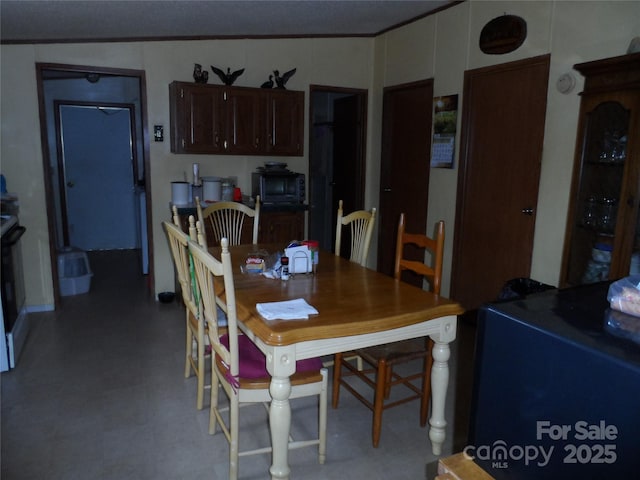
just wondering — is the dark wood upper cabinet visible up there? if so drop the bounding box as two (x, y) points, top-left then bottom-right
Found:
(266, 89), (305, 155)
(560, 53), (640, 287)
(226, 87), (263, 154)
(170, 82), (225, 153)
(169, 81), (304, 156)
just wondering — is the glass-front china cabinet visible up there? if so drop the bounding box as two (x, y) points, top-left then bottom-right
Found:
(561, 53), (640, 287)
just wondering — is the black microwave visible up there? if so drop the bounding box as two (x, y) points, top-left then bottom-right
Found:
(251, 171), (305, 204)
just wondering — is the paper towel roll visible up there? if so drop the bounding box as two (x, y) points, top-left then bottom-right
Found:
(171, 181), (190, 205)
(192, 163), (200, 185)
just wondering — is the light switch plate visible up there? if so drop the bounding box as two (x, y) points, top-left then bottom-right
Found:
(154, 125), (163, 142)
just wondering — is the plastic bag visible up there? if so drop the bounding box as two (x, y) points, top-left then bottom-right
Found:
(604, 308), (640, 345)
(607, 275), (640, 317)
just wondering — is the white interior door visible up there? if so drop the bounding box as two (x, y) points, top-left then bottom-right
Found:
(60, 105), (138, 251)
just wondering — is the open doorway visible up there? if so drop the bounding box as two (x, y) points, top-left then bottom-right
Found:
(308, 86), (367, 254)
(36, 63), (152, 307)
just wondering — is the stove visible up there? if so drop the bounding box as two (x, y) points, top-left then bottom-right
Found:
(0, 214), (18, 237)
(1, 213), (26, 370)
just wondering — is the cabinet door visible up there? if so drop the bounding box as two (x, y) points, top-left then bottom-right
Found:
(170, 82), (224, 153)
(225, 88), (263, 154)
(266, 90), (304, 156)
(260, 211), (304, 244)
(561, 68), (640, 287)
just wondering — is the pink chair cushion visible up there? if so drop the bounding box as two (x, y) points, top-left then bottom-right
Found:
(220, 334), (322, 379)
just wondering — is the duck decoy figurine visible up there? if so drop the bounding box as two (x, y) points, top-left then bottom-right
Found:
(273, 68), (296, 89)
(260, 75), (274, 89)
(193, 63), (209, 84)
(211, 66), (245, 86)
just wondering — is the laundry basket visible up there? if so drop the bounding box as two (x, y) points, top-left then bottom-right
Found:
(58, 247), (93, 296)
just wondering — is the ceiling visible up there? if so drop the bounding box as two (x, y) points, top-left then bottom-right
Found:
(1, 0), (455, 44)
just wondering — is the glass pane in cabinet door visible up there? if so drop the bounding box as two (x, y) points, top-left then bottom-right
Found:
(565, 101), (630, 285)
(632, 206), (640, 276)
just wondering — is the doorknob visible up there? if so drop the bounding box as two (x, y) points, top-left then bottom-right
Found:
(383, 188), (392, 192)
(522, 207), (534, 215)
(67, 181), (75, 188)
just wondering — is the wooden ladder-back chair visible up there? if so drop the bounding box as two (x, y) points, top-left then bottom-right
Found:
(188, 238), (328, 480)
(195, 195), (260, 249)
(334, 199), (377, 267)
(332, 213), (445, 447)
(163, 216), (208, 410)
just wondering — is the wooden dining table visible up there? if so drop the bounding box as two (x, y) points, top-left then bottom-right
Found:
(210, 243), (464, 480)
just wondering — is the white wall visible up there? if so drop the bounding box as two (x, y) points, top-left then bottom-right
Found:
(1, 37), (375, 306)
(375, 0), (640, 295)
(2, 1), (639, 307)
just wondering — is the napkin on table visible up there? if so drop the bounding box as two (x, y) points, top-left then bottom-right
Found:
(256, 298), (318, 320)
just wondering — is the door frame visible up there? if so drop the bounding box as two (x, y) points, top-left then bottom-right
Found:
(36, 63), (153, 307)
(308, 85), (368, 251)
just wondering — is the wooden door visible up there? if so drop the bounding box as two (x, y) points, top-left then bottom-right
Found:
(58, 104), (137, 251)
(450, 55), (550, 310)
(377, 80), (433, 281)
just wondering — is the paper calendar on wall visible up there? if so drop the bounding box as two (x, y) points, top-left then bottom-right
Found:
(431, 95), (458, 168)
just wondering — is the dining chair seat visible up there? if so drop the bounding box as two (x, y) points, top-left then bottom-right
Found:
(219, 334), (323, 381)
(357, 338), (427, 363)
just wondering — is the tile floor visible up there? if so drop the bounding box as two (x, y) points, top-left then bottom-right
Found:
(1, 249), (476, 480)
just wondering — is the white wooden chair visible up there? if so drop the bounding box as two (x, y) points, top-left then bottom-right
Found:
(327, 200), (377, 370)
(188, 237), (327, 480)
(334, 199), (376, 267)
(195, 195), (260, 249)
(163, 215), (208, 410)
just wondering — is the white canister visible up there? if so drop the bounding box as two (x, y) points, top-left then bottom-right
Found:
(171, 181), (190, 205)
(221, 181), (233, 201)
(202, 177), (221, 202)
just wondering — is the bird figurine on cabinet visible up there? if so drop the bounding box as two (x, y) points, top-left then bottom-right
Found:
(211, 66), (245, 86)
(193, 63), (209, 84)
(273, 68), (296, 89)
(261, 75), (274, 89)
